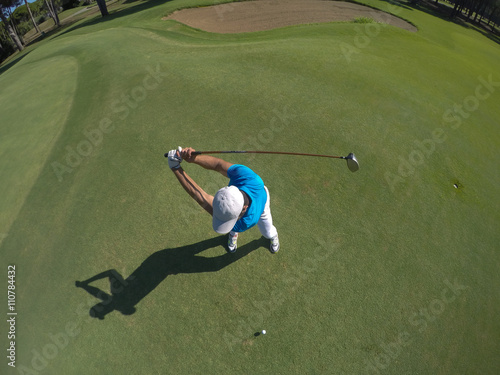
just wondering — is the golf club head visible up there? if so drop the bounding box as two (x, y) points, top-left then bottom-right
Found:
(345, 153), (359, 172)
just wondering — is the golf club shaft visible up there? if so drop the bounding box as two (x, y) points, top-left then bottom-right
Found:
(193, 150), (345, 159)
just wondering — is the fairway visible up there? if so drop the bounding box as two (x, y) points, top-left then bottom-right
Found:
(1, 0), (499, 374)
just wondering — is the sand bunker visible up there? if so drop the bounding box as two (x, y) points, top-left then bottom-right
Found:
(164, 0), (417, 33)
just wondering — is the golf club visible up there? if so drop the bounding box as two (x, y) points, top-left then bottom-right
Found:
(164, 150), (359, 172)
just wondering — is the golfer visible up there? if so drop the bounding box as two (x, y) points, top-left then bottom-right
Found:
(167, 147), (279, 253)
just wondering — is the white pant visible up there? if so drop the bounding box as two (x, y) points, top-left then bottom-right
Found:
(231, 186), (278, 239)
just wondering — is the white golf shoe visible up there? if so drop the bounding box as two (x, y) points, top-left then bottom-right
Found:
(270, 234), (280, 254)
(228, 232), (238, 253)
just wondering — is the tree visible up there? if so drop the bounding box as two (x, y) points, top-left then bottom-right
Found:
(0, 22), (15, 62)
(95, 0), (109, 17)
(24, 0), (41, 34)
(451, 0), (466, 18)
(5, 0), (24, 43)
(45, 0), (60, 26)
(487, 0), (500, 30)
(0, 0), (24, 51)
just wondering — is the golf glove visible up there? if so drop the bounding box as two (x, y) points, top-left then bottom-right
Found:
(167, 146), (183, 169)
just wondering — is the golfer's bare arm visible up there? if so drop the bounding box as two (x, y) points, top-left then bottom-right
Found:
(172, 148), (233, 215)
(181, 148), (233, 177)
(172, 168), (214, 215)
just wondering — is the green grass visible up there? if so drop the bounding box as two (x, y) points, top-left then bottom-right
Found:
(1, 0), (499, 374)
(354, 16), (375, 23)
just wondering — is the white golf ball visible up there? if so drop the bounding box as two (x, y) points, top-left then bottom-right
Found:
(261, 330), (266, 335)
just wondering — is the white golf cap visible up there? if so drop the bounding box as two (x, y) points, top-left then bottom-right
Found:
(212, 186), (244, 234)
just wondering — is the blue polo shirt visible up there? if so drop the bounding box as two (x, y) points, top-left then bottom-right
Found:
(227, 164), (267, 233)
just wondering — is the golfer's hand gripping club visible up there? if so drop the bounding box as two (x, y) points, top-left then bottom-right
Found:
(167, 146), (183, 169)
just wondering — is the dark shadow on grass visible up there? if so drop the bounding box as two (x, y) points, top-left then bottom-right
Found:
(75, 235), (266, 319)
(380, 0), (500, 44)
(0, 51), (32, 76)
(53, 0), (174, 41)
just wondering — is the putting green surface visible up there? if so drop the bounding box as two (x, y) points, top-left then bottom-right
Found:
(1, 0), (499, 374)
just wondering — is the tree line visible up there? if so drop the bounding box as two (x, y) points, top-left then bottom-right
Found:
(448, 0), (500, 25)
(1, 0), (500, 65)
(0, 0), (109, 64)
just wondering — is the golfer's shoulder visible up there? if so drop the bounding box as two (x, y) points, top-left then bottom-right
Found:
(228, 164), (260, 178)
(228, 164), (247, 174)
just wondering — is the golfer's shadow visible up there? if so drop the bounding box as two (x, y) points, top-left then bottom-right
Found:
(75, 236), (265, 320)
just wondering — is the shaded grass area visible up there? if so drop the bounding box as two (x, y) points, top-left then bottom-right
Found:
(374, 0), (500, 43)
(413, 0), (500, 44)
(0, 55), (78, 242)
(0, 0), (499, 374)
